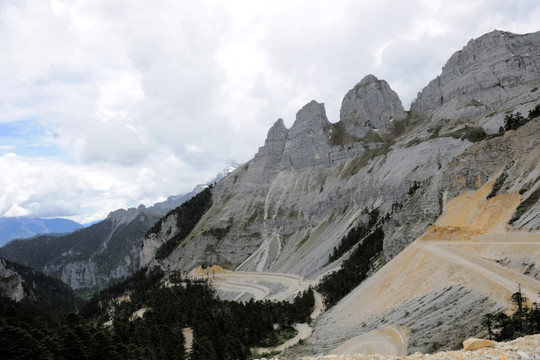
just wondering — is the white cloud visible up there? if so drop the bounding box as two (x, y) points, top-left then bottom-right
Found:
(0, 0), (539, 221)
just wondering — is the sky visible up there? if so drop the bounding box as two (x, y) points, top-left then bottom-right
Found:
(0, 0), (539, 223)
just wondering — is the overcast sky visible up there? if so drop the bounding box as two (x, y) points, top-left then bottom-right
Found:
(0, 0), (539, 223)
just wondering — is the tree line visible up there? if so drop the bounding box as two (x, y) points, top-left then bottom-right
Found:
(318, 225), (384, 308)
(484, 285), (540, 341)
(499, 104), (540, 133)
(149, 186), (213, 260)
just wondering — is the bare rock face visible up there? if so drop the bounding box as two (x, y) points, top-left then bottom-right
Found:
(282, 100), (333, 170)
(257, 118), (289, 158)
(252, 118), (289, 179)
(0, 258), (24, 301)
(340, 74), (406, 137)
(148, 30), (540, 285)
(410, 30), (540, 128)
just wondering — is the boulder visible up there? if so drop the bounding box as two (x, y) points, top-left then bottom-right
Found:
(463, 337), (495, 351)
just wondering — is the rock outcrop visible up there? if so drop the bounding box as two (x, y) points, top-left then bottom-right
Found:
(410, 30), (540, 131)
(281, 100), (333, 170)
(0, 257), (83, 312)
(252, 118), (289, 180)
(0, 257), (24, 301)
(462, 338), (495, 351)
(340, 74), (406, 137)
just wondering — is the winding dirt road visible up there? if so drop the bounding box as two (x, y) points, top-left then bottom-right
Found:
(210, 270), (307, 301)
(415, 236), (540, 304)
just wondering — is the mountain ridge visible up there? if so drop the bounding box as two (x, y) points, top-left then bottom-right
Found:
(0, 165), (237, 294)
(142, 31), (540, 275)
(134, 29), (540, 355)
(0, 217), (83, 246)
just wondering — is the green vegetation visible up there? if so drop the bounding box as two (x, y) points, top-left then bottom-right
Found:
(428, 125), (443, 139)
(530, 104), (540, 119)
(510, 186), (540, 224)
(2, 258), (85, 314)
(483, 286), (540, 341)
(0, 295), (125, 360)
(0, 210), (163, 295)
(447, 125), (487, 143)
(257, 325), (297, 347)
(486, 172), (508, 199)
(318, 226), (384, 308)
(327, 209), (379, 263)
(83, 267), (314, 359)
(1, 265), (315, 360)
(343, 143), (392, 178)
(499, 104), (540, 133)
(203, 224), (232, 240)
(153, 187), (213, 260)
(361, 129), (385, 143)
(330, 122), (361, 146)
(408, 180), (421, 196)
(519, 176), (540, 195)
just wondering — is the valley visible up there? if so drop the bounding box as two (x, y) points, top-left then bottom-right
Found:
(1, 29), (539, 359)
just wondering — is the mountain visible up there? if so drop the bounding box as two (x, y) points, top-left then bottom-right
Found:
(136, 30), (540, 355)
(0, 217), (83, 246)
(142, 30), (540, 273)
(0, 257), (84, 313)
(1, 30), (538, 357)
(0, 165), (238, 297)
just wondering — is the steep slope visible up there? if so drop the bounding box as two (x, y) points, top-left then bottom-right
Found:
(145, 30), (540, 280)
(296, 158), (539, 356)
(0, 207), (163, 295)
(0, 183), (213, 294)
(0, 257), (84, 313)
(0, 164), (238, 295)
(0, 217), (83, 246)
(410, 30), (540, 132)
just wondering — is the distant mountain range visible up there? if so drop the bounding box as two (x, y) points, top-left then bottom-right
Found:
(0, 217), (84, 246)
(0, 164), (239, 296)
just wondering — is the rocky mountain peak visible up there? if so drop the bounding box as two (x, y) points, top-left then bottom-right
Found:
(292, 100), (331, 129)
(269, 117), (288, 135)
(258, 118), (288, 155)
(410, 30), (540, 127)
(281, 100), (333, 170)
(250, 118), (290, 178)
(340, 74), (406, 138)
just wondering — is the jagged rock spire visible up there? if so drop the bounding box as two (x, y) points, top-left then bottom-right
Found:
(281, 100), (333, 170)
(340, 74), (406, 138)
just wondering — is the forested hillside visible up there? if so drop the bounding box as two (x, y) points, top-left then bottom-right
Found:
(1, 266), (315, 360)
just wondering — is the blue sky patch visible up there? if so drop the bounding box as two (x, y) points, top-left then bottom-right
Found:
(0, 119), (64, 158)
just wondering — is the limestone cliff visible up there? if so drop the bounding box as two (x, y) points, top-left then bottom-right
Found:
(410, 30), (540, 131)
(0, 257), (24, 301)
(146, 30), (540, 279)
(340, 74), (406, 138)
(0, 257), (83, 312)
